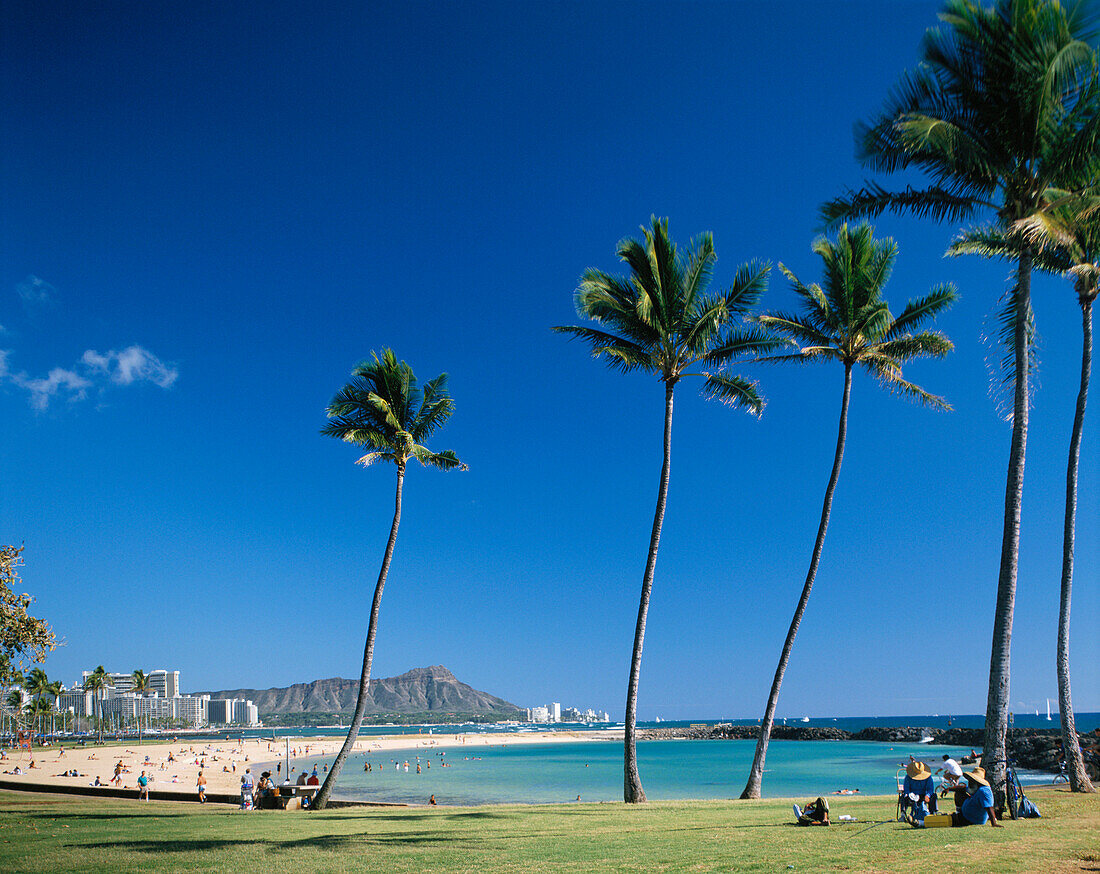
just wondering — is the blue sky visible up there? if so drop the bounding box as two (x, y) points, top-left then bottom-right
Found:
(2, 0), (1096, 720)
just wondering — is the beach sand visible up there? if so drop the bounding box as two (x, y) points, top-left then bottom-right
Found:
(0, 730), (615, 799)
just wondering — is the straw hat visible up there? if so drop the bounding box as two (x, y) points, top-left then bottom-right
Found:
(963, 767), (989, 787)
(906, 761), (932, 780)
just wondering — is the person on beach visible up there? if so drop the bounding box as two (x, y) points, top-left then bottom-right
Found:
(112, 762), (123, 785)
(242, 768), (255, 809)
(950, 768), (1001, 828)
(429, 794), (437, 805)
(138, 771), (149, 801)
(307, 770), (319, 786)
(296, 769), (308, 786)
(793, 797), (830, 826)
(197, 771), (207, 803)
(937, 754), (963, 793)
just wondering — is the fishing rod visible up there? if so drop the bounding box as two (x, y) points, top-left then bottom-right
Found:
(846, 819), (895, 838)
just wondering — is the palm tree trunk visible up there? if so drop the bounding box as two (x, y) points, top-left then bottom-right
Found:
(623, 381), (676, 804)
(311, 463), (405, 811)
(984, 253), (1032, 805)
(742, 363), (852, 799)
(1057, 294), (1094, 793)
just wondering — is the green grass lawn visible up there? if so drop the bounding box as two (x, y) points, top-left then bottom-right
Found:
(0, 785), (1096, 873)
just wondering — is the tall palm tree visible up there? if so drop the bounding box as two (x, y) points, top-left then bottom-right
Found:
(132, 669), (149, 743)
(822, 0), (1099, 799)
(739, 224), (956, 799)
(84, 666), (112, 743)
(555, 216), (779, 802)
(311, 350), (466, 811)
(951, 201), (1098, 793)
(23, 668), (49, 736)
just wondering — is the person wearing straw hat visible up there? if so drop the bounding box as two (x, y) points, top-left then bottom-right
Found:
(951, 768), (1002, 828)
(900, 758), (938, 824)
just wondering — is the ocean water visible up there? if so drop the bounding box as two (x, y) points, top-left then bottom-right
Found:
(297, 738), (1056, 806)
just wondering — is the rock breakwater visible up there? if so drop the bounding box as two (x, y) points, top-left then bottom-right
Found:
(636, 724), (1100, 780)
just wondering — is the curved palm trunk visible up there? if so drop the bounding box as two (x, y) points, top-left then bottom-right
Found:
(1058, 294), (1094, 793)
(311, 464), (405, 811)
(742, 363), (852, 799)
(983, 254), (1032, 804)
(623, 381), (675, 803)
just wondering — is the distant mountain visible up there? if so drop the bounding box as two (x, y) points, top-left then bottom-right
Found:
(199, 665), (524, 717)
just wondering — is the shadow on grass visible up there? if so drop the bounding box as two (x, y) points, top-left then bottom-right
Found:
(80, 830), (489, 855)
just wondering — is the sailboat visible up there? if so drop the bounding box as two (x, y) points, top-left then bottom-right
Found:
(1046, 699), (1052, 721)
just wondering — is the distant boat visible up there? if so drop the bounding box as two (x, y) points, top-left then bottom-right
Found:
(655, 717), (662, 723)
(919, 735), (934, 744)
(1046, 699), (1052, 721)
(801, 717), (810, 723)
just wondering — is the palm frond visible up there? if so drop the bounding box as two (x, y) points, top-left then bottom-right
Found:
(411, 445), (467, 471)
(820, 183), (985, 228)
(551, 325), (655, 374)
(981, 287), (1039, 421)
(700, 372), (765, 416)
(883, 284), (959, 339)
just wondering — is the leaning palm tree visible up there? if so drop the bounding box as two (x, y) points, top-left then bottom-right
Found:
(951, 201), (1099, 793)
(739, 224), (956, 799)
(310, 350), (466, 811)
(132, 669), (149, 743)
(822, 0), (1099, 799)
(555, 216), (779, 802)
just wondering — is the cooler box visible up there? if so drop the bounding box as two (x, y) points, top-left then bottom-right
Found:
(923, 814), (953, 828)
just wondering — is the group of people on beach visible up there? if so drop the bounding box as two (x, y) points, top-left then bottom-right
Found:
(899, 756), (1001, 828)
(792, 754), (1001, 829)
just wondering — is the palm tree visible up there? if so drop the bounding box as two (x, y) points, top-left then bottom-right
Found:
(821, 0), (1099, 799)
(951, 202), (1098, 793)
(45, 680), (61, 737)
(23, 668), (48, 736)
(739, 224), (955, 799)
(132, 669), (149, 743)
(84, 666), (112, 743)
(555, 216), (779, 802)
(310, 350), (466, 811)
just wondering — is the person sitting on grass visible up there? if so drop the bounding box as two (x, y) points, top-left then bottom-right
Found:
(901, 759), (938, 824)
(793, 797), (829, 826)
(951, 768), (1002, 828)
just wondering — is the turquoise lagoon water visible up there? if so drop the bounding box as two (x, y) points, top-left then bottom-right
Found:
(296, 738), (1055, 806)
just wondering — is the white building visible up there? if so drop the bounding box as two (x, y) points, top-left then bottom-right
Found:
(528, 705), (550, 723)
(148, 670), (179, 698)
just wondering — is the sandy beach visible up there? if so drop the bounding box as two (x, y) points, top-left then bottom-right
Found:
(0, 730), (615, 799)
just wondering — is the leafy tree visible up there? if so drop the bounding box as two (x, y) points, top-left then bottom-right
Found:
(951, 198), (1098, 793)
(821, 0), (1099, 799)
(740, 224), (955, 798)
(0, 547), (56, 677)
(311, 350), (466, 811)
(555, 216), (779, 802)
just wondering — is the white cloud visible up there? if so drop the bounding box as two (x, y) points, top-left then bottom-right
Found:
(1, 345), (178, 411)
(10, 367), (92, 411)
(16, 275), (57, 309)
(81, 345), (178, 388)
